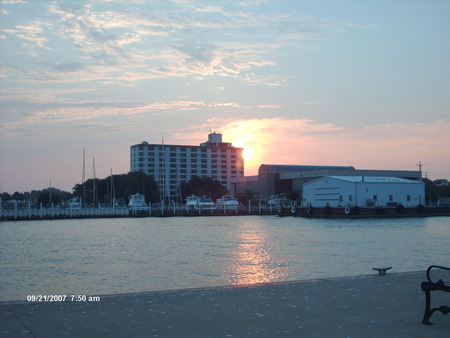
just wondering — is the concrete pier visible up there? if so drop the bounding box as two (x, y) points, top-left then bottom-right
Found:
(1, 271), (448, 337)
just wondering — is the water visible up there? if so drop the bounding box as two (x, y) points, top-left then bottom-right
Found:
(0, 216), (449, 302)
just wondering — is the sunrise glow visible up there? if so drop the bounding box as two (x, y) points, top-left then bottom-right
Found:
(1, 1), (449, 193)
(242, 145), (254, 162)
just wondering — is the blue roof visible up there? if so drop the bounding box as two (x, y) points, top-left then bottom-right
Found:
(328, 176), (423, 184)
(305, 176), (423, 186)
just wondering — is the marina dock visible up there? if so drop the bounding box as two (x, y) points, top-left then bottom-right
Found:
(1, 203), (449, 220)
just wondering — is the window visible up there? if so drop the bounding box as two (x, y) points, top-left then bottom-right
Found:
(407, 195), (411, 201)
(349, 195), (352, 201)
(389, 195), (393, 201)
(373, 195), (378, 201)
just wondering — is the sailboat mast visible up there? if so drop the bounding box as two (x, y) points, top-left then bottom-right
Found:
(110, 168), (115, 205)
(82, 149), (86, 205)
(93, 157), (96, 205)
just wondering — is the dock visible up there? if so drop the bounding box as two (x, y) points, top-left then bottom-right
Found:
(1, 203), (449, 221)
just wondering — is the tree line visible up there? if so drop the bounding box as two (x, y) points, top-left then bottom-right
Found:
(1, 172), (233, 206)
(2, 175), (449, 206)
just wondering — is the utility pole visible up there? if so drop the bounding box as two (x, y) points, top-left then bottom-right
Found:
(417, 161), (423, 173)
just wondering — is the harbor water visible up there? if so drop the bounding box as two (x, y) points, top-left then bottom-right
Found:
(0, 216), (449, 302)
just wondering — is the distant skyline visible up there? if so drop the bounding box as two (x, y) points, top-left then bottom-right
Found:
(1, 0), (449, 193)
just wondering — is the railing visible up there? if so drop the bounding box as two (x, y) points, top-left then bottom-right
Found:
(0, 201), (129, 220)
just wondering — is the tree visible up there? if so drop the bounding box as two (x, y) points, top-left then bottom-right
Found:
(180, 176), (227, 202)
(423, 178), (450, 205)
(11, 192), (25, 200)
(72, 171), (159, 204)
(237, 189), (256, 204)
(38, 190), (59, 205)
(1, 192), (11, 201)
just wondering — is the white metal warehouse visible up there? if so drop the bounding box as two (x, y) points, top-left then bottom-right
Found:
(302, 176), (425, 208)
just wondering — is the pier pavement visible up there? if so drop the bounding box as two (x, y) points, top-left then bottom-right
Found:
(1, 271), (449, 337)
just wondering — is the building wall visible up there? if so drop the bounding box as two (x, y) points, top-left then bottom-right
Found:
(229, 176), (259, 196)
(303, 177), (425, 208)
(130, 133), (244, 201)
(257, 165), (355, 201)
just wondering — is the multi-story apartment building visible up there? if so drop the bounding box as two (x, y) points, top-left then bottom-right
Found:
(130, 133), (244, 201)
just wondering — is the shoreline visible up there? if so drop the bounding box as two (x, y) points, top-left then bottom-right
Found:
(1, 205), (450, 221)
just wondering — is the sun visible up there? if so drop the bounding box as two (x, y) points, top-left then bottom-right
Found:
(242, 146), (254, 162)
(230, 136), (261, 175)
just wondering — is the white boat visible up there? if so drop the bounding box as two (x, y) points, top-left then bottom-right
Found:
(217, 194), (240, 209)
(128, 193), (148, 210)
(267, 194), (292, 208)
(67, 197), (82, 209)
(186, 195), (215, 209)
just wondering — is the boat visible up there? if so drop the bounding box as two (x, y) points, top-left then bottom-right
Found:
(128, 193), (148, 211)
(267, 194), (292, 208)
(185, 195), (215, 209)
(216, 194), (240, 209)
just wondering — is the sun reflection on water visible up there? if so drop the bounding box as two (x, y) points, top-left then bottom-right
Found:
(225, 229), (289, 285)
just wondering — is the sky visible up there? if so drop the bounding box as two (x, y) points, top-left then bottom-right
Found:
(1, 0), (449, 193)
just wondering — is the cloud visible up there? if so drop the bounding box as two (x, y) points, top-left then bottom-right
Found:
(54, 62), (85, 72)
(173, 118), (450, 176)
(0, 96), (247, 135)
(3, 20), (50, 48)
(1, 0), (27, 4)
(1, 1), (334, 86)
